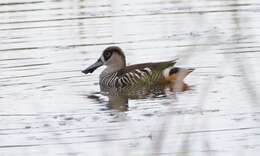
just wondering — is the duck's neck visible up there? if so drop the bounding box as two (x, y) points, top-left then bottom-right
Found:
(100, 62), (126, 79)
(104, 64), (124, 73)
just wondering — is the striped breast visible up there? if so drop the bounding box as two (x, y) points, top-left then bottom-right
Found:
(100, 61), (176, 88)
(100, 67), (155, 88)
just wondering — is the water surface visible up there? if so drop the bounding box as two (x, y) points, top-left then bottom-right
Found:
(1, 0), (260, 155)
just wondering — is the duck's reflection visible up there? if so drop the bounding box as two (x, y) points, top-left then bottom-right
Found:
(89, 81), (191, 112)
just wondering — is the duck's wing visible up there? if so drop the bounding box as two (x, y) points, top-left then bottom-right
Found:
(115, 60), (177, 86)
(118, 60), (177, 75)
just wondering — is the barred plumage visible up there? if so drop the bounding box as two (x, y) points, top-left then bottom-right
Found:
(82, 46), (194, 89)
(99, 67), (162, 88)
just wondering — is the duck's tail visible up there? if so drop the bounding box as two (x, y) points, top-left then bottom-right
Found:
(163, 67), (194, 82)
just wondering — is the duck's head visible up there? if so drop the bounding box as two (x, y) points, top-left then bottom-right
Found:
(82, 46), (126, 74)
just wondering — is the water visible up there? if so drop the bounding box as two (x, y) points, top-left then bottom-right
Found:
(1, 0), (260, 155)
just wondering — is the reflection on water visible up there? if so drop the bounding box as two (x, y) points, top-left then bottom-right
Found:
(1, 0), (260, 156)
(89, 81), (191, 112)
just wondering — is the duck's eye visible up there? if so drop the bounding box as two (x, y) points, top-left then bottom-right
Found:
(104, 52), (111, 57)
(103, 51), (112, 61)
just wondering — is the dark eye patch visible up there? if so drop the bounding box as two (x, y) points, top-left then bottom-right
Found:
(103, 51), (112, 61)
